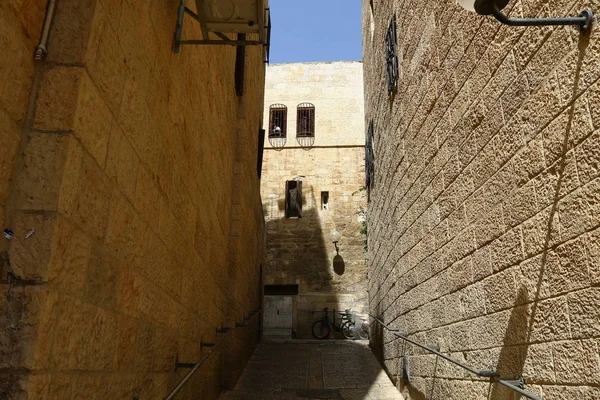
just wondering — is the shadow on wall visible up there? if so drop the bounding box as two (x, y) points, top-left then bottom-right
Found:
(369, 287), (532, 400)
(264, 189), (366, 339)
(368, 27), (593, 400)
(487, 287), (530, 400)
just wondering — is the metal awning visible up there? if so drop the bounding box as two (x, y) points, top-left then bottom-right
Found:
(173, 0), (271, 62)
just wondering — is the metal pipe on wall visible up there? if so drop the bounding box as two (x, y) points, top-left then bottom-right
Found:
(34, 0), (57, 60)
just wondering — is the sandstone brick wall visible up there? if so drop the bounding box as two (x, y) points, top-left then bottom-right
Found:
(1, 0), (266, 398)
(363, 0), (600, 398)
(263, 61), (365, 147)
(0, 0), (45, 259)
(261, 62), (368, 338)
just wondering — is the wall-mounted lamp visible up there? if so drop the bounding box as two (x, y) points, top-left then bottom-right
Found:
(457, 0), (594, 32)
(330, 231), (342, 255)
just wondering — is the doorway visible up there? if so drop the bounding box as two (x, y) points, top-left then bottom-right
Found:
(263, 285), (298, 339)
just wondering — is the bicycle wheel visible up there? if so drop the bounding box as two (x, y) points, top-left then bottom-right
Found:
(357, 322), (370, 339)
(312, 320), (331, 339)
(341, 321), (355, 339)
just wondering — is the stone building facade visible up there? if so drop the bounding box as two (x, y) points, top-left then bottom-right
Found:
(260, 61), (369, 339)
(363, 0), (600, 399)
(1, 0), (267, 398)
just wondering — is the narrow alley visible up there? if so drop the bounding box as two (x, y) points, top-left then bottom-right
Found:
(219, 340), (404, 400)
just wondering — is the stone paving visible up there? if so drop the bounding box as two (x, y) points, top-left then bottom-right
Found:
(219, 340), (404, 400)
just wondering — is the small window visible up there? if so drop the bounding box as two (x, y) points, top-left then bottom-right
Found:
(269, 104), (287, 138)
(365, 121), (375, 199)
(296, 103), (315, 137)
(321, 191), (329, 210)
(285, 180), (302, 218)
(385, 16), (399, 94)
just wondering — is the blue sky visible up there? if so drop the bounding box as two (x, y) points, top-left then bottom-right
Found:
(268, 0), (362, 63)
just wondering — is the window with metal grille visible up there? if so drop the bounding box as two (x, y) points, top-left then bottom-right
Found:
(385, 16), (399, 94)
(285, 180), (302, 218)
(365, 121), (375, 198)
(296, 103), (315, 137)
(269, 104), (287, 138)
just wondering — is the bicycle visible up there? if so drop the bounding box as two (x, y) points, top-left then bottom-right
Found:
(332, 313), (370, 340)
(355, 317), (370, 340)
(311, 308), (355, 339)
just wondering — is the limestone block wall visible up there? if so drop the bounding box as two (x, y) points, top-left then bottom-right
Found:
(363, 0), (600, 398)
(0, 0), (45, 264)
(261, 147), (368, 338)
(0, 0), (266, 398)
(261, 61), (368, 338)
(263, 61), (365, 147)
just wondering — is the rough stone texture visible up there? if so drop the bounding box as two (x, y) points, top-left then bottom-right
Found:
(260, 62), (368, 338)
(1, 0), (267, 398)
(363, 0), (600, 399)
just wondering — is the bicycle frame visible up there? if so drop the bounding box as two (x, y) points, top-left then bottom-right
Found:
(317, 308), (352, 332)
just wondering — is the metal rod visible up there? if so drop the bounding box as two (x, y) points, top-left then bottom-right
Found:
(497, 379), (543, 400)
(368, 313), (499, 378)
(368, 313), (545, 399)
(179, 39), (265, 46)
(164, 347), (215, 400)
(491, 3), (594, 32)
(265, 8), (271, 63)
(35, 0), (57, 60)
(183, 7), (201, 23)
(214, 32), (232, 42)
(164, 308), (263, 400)
(173, 0), (186, 53)
(193, 0), (210, 39)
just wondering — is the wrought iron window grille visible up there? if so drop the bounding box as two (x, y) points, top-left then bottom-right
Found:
(385, 16), (399, 94)
(296, 102), (315, 148)
(268, 104), (287, 149)
(365, 120), (375, 199)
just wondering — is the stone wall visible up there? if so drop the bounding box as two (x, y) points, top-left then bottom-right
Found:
(363, 0), (600, 399)
(261, 62), (368, 339)
(0, 0), (266, 398)
(263, 61), (365, 147)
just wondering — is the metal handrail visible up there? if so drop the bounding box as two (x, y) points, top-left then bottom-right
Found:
(367, 313), (543, 400)
(164, 308), (263, 400)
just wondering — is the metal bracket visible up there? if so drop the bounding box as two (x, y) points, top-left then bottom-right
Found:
(175, 354), (196, 369)
(402, 355), (410, 381)
(200, 340), (215, 350)
(479, 369), (500, 378)
(501, 377), (525, 389)
(172, 0), (271, 62)
(490, 2), (594, 33)
(176, 362), (196, 369)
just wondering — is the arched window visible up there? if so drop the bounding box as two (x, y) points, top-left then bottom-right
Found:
(268, 104), (287, 138)
(296, 103), (315, 138)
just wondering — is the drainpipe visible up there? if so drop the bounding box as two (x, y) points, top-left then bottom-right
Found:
(34, 0), (57, 60)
